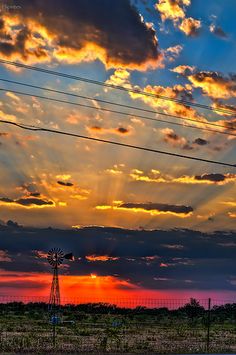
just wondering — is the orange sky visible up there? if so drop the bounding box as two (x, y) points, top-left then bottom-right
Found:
(0, 271), (235, 307)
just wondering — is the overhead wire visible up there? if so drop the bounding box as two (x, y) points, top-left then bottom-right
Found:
(0, 87), (235, 137)
(0, 77), (234, 132)
(0, 119), (235, 168)
(0, 58), (236, 115)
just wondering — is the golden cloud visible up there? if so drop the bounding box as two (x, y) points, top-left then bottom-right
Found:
(0, 196), (56, 209)
(106, 164), (125, 175)
(155, 0), (190, 22)
(85, 255), (119, 262)
(171, 65), (196, 75)
(179, 17), (201, 36)
(129, 169), (236, 185)
(87, 125), (132, 136)
(96, 202), (193, 217)
(40, 177), (90, 201)
(105, 69), (132, 88)
(129, 83), (211, 129)
(211, 101), (236, 117)
(188, 71), (236, 99)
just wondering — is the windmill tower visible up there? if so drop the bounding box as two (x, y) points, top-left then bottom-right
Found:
(47, 248), (74, 311)
(47, 248), (74, 346)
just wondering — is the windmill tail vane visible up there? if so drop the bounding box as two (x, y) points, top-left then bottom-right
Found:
(63, 252), (74, 261)
(47, 248), (74, 310)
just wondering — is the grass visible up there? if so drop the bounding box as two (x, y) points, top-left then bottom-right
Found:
(0, 301), (236, 354)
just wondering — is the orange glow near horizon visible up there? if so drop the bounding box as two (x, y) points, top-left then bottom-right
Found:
(0, 271), (235, 307)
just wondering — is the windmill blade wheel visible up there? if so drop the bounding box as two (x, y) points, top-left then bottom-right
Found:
(47, 248), (64, 267)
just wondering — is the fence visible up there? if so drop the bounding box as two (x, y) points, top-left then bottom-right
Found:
(0, 295), (235, 353)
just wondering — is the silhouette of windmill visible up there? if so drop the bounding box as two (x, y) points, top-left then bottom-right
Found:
(47, 248), (74, 310)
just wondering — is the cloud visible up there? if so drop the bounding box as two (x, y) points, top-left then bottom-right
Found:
(105, 68), (224, 132)
(39, 175), (90, 201)
(155, 1), (201, 37)
(105, 69), (131, 87)
(211, 101), (236, 117)
(161, 128), (193, 150)
(34, 250), (48, 259)
(96, 202), (193, 217)
(194, 173), (234, 183)
(86, 255), (119, 262)
(0, 196), (55, 208)
(193, 138), (208, 146)
(161, 244), (184, 250)
(0, 250), (12, 262)
(179, 17), (201, 36)
(57, 181), (74, 187)
(88, 126), (131, 136)
(209, 24), (228, 39)
(106, 164), (125, 175)
(171, 65), (195, 75)
(56, 174), (72, 181)
(129, 169), (236, 185)
(165, 45), (183, 62)
(155, 0), (190, 22)
(128, 82), (214, 130)
(1, 0), (162, 70)
(188, 71), (236, 99)
(161, 129), (209, 150)
(1, 225), (236, 290)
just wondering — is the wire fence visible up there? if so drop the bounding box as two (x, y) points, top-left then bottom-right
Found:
(0, 295), (236, 353)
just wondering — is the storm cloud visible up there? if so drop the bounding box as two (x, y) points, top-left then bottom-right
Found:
(0, 223), (236, 290)
(0, 0), (162, 70)
(194, 173), (229, 183)
(119, 202), (193, 215)
(0, 197), (55, 208)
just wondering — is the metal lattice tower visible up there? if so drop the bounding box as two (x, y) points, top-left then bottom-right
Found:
(47, 248), (64, 310)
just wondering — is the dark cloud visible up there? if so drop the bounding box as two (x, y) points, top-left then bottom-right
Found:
(89, 126), (130, 135)
(0, 224), (236, 290)
(1, 0), (162, 70)
(116, 127), (129, 134)
(0, 197), (54, 207)
(6, 220), (21, 228)
(0, 27), (30, 57)
(193, 138), (208, 146)
(195, 173), (227, 183)
(188, 71), (236, 99)
(57, 181), (74, 187)
(30, 192), (41, 197)
(210, 24), (228, 39)
(162, 129), (194, 150)
(0, 280), (47, 289)
(119, 202), (193, 214)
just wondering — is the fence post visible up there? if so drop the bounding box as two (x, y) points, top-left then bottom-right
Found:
(206, 298), (211, 353)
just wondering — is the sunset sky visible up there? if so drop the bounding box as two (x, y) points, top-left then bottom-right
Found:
(0, 0), (235, 302)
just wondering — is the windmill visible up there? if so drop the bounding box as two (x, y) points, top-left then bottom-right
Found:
(47, 248), (74, 311)
(47, 248), (74, 345)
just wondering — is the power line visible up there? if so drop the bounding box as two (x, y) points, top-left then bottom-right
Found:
(0, 58), (235, 116)
(0, 119), (235, 168)
(0, 77), (233, 132)
(1, 87), (235, 137)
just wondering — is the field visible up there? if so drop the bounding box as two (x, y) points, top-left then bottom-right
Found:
(0, 300), (236, 354)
